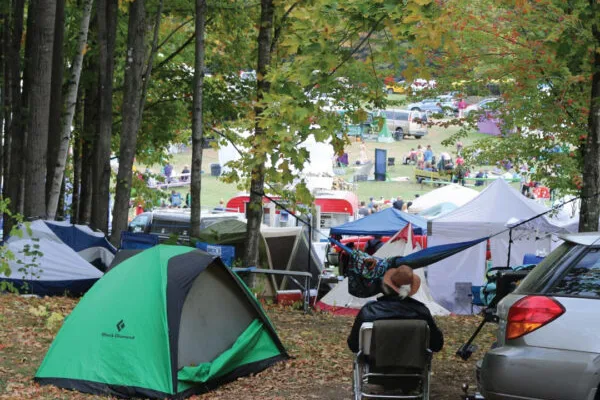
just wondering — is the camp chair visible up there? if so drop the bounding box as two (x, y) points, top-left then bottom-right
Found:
(353, 320), (432, 400)
(454, 281), (473, 314)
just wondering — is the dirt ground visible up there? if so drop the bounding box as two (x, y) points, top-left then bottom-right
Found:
(0, 295), (496, 399)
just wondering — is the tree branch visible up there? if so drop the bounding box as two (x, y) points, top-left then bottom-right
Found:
(157, 17), (193, 50)
(304, 14), (386, 93)
(270, 0), (302, 55)
(138, 0), (164, 124)
(155, 33), (194, 72)
(153, 16), (214, 74)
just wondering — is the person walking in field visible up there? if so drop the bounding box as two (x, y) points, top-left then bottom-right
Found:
(458, 98), (467, 118)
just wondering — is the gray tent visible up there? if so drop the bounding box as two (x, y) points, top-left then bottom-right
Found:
(197, 221), (323, 292)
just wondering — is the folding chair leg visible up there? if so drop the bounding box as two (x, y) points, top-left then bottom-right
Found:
(423, 371), (431, 400)
(353, 360), (362, 400)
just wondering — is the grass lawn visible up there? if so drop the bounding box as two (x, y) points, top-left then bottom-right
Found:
(0, 294), (496, 400)
(138, 121), (505, 209)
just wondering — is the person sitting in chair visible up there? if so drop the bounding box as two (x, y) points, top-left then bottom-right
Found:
(347, 265), (444, 353)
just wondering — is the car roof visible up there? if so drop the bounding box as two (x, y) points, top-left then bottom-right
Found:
(480, 97), (500, 104)
(558, 232), (600, 246)
(383, 108), (413, 112)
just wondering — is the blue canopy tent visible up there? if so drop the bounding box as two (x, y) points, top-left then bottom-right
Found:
(330, 208), (428, 236)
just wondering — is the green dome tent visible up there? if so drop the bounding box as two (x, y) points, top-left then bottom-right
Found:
(35, 245), (288, 399)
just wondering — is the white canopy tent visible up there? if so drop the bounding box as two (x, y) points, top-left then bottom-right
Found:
(427, 179), (578, 314)
(316, 225), (450, 316)
(218, 130), (335, 192)
(408, 184), (479, 215)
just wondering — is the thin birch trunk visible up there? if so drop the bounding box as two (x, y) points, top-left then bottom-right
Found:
(46, 0), (93, 219)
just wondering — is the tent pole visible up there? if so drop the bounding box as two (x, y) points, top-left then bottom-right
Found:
(506, 227), (512, 268)
(305, 214), (312, 313)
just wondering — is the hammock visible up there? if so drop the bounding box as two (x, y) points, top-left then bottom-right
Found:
(328, 236), (489, 298)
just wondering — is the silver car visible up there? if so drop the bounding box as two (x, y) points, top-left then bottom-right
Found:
(478, 233), (600, 400)
(383, 109), (428, 140)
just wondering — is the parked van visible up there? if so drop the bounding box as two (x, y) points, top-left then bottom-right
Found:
(128, 209), (245, 241)
(383, 109), (428, 140)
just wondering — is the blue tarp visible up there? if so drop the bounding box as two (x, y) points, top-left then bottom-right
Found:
(330, 208), (428, 236)
(120, 231), (159, 250)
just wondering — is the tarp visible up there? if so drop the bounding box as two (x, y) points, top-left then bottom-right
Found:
(0, 220), (114, 296)
(35, 245), (287, 398)
(120, 231), (159, 250)
(409, 184), (479, 214)
(330, 207), (427, 236)
(427, 179), (578, 314)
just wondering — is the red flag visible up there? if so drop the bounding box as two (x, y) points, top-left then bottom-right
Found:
(392, 223), (414, 247)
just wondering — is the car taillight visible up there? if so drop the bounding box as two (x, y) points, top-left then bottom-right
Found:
(506, 295), (564, 340)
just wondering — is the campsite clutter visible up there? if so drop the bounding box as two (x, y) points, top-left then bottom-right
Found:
(3, 170), (582, 399)
(1, 136), (583, 399)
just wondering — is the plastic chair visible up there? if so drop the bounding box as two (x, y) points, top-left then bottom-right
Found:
(353, 320), (431, 400)
(454, 282), (473, 314)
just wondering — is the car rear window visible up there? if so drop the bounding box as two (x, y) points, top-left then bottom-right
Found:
(548, 248), (600, 298)
(513, 242), (576, 294)
(150, 219), (190, 236)
(385, 111), (408, 121)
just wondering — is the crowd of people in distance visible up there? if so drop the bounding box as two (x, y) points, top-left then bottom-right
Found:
(160, 162), (190, 183)
(357, 194), (420, 216)
(404, 142), (548, 197)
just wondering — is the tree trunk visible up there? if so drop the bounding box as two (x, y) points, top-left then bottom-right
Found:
(72, 130), (81, 224)
(110, 0), (145, 246)
(4, 0), (24, 235)
(0, 7), (5, 186)
(245, 0), (274, 270)
(580, 13), (600, 232)
(79, 78), (98, 225)
(56, 175), (65, 220)
(190, 0), (206, 238)
(45, 0), (65, 205)
(23, 0), (56, 219)
(2, 1), (14, 204)
(46, 0), (93, 219)
(91, 0), (117, 233)
(16, 1), (32, 216)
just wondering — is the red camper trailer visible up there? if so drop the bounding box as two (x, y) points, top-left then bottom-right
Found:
(226, 190), (359, 230)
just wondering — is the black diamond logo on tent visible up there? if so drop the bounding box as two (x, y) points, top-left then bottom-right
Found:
(116, 320), (125, 332)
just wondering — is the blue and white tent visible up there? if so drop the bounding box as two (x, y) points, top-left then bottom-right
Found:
(1, 220), (116, 296)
